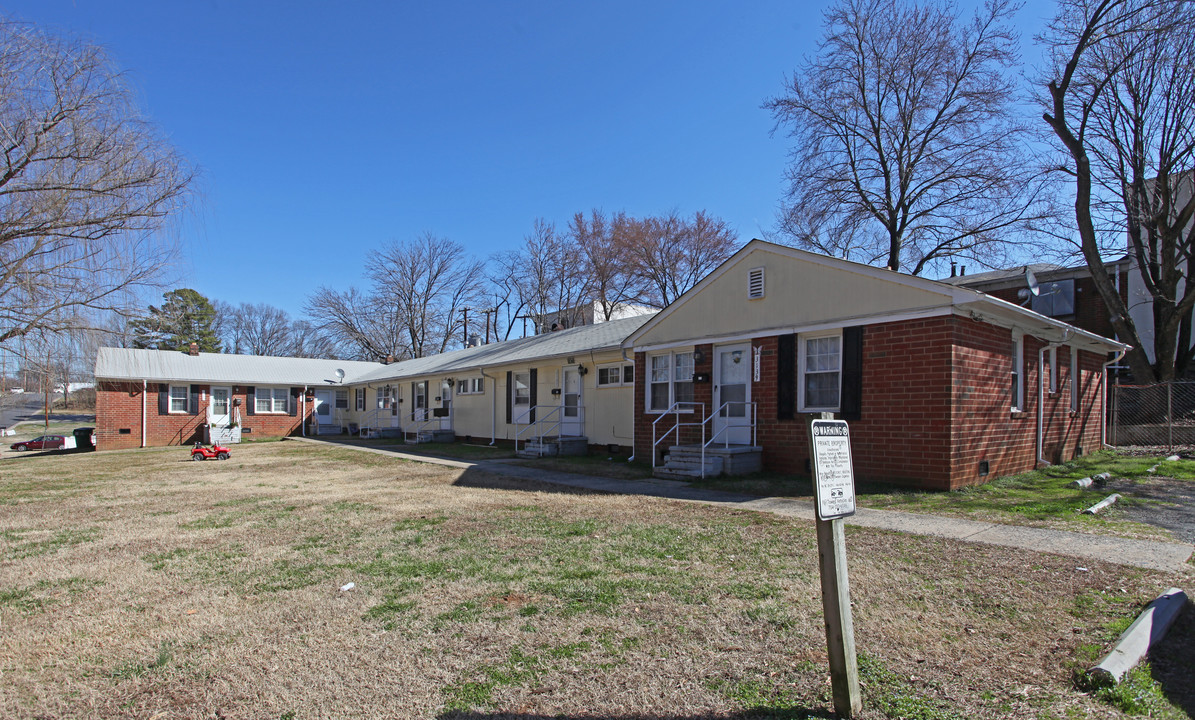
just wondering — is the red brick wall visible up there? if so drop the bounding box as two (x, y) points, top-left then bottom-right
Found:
(631, 315), (1109, 490)
(96, 382), (312, 451)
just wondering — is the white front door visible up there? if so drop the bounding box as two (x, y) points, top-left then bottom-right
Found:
(438, 381), (452, 430)
(561, 367), (583, 436)
(411, 381), (427, 423)
(713, 344), (752, 445)
(314, 389), (334, 428)
(210, 387), (231, 426)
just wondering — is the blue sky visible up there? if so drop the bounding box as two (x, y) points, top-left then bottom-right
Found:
(5, 0), (1059, 319)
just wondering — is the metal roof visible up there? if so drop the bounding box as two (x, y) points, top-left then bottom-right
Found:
(94, 348), (383, 386)
(353, 314), (655, 384)
(94, 314), (656, 387)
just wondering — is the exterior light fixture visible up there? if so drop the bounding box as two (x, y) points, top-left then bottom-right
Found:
(576, 364), (588, 376)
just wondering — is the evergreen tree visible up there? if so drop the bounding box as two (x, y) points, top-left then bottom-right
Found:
(131, 289), (221, 352)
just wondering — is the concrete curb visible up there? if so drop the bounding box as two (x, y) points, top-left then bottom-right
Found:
(1090, 587), (1188, 684)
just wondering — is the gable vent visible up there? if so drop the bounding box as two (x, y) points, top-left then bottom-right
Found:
(748, 267), (765, 299)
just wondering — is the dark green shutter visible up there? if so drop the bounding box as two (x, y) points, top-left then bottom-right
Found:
(246, 386), (255, 416)
(288, 388), (299, 416)
(778, 334), (796, 420)
(841, 326), (863, 421)
(505, 371), (513, 424)
(158, 384), (169, 415)
(190, 385), (200, 416)
(529, 368), (537, 423)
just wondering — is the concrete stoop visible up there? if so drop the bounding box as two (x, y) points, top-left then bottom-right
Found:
(405, 429), (456, 444)
(516, 435), (589, 459)
(206, 425), (242, 445)
(654, 444), (763, 479)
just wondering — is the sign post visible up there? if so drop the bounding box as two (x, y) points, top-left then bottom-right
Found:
(807, 413), (862, 717)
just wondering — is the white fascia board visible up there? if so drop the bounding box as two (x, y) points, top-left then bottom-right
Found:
(631, 306), (954, 354)
(956, 298), (1131, 352)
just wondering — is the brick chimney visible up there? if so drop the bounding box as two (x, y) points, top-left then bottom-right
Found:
(188, 342), (199, 356)
(384, 354), (395, 365)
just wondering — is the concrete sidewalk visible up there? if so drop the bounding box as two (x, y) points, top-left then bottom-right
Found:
(294, 438), (1195, 574)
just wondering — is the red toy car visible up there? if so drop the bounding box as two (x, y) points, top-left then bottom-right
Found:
(190, 442), (231, 461)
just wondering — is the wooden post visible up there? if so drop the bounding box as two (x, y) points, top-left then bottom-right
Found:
(807, 412), (862, 717)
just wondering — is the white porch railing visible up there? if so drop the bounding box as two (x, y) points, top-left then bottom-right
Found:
(651, 402), (706, 468)
(403, 405), (451, 443)
(651, 400), (758, 478)
(514, 404), (586, 456)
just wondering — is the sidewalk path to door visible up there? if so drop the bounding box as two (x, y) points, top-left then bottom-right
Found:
(295, 438), (1195, 574)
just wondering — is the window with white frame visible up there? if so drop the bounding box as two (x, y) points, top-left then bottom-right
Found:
(1070, 347), (1080, 412)
(336, 389), (348, 409)
(647, 351), (694, 411)
(798, 332), (841, 411)
(1011, 332), (1024, 412)
(169, 385), (189, 413)
(513, 372), (530, 406)
(457, 377), (485, 395)
(597, 363), (635, 388)
(255, 387), (289, 413)
(355, 388), (365, 411)
(377, 386), (393, 410)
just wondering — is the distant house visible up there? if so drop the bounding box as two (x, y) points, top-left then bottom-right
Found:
(943, 260), (1130, 344)
(94, 240), (1126, 490)
(532, 300), (656, 334)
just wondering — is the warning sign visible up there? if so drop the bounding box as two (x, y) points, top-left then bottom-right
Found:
(811, 419), (856, 520)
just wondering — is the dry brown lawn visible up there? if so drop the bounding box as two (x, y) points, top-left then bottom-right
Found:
(0, 441), (1191, 720)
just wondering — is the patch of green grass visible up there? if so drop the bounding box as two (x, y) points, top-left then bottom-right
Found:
(180, 500), (299, 531)
(0, 577), (102, 613)
(858, 651), (963, 720)
(111, 641), (174, 680)
(252, 559), (329, 593)
(362, 592), (418, 630)
(434, 600), (484, 626)
(441, 646), (544, 712)
(1073, 665), (1187, 719)
(2, 526), (100, 560)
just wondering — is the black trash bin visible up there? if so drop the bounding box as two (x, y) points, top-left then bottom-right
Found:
(73, 427), (96, 452)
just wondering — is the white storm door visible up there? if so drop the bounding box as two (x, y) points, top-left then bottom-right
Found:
(314, 389), (334, 427)
(713, 344), (751, 445)
(439, 381), (452, 430)
(210, 387), (231, 426)
(561, 367), (583, 436)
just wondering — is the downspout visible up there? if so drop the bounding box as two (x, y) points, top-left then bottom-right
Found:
(141, 379), (147, 448)
(621, 347), (635, 461)
(478, 368), (495, 444)
(1037, 330), (1072, 466)
(1102, 348), (1129, 448)
(302, 385), (307, 437)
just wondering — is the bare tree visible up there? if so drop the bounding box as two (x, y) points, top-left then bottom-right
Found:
(572, 210), (640, 321)
(304, 286), (406, 361)
(765, 0), (1042, 276)
(1040, 0), (1195, 381)
(624, 210), (740, 307)
(0, 18), (193, 347)
(367, 233), (485, 356)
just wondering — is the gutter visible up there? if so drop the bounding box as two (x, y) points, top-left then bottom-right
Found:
(1103, 348), (1129, 449)
(621, 347), (636, 461)
(1037, 330), (1073, 467)
(478, 367), (496, 445)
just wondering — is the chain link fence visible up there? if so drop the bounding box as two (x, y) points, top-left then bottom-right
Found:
(1108, 381), (1195, 449)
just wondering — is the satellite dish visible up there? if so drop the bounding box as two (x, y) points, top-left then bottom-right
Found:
(1025, 267), (1040, 296)
(334, 368), (345, 383)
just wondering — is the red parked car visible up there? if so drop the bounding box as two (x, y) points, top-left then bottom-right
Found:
(10, 435), (66, 452)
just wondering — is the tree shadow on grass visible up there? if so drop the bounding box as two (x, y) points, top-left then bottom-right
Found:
(440, 710), (834, 720)
(1149, 598), (1195, 716)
